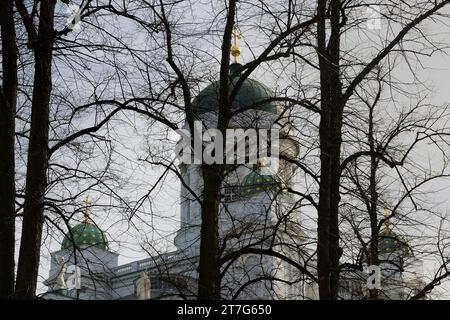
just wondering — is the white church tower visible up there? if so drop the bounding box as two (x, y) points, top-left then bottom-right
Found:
(43, 30), (318, 301)
(173, 30), (315, 299)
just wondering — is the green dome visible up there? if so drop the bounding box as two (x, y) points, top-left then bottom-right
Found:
(193, 63), (278, 115)
(62, 222), (108, 251)
(379, 228), (409, 256)
(241, 166), (284, 196)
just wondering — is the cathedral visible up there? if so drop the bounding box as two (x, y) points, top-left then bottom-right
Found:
(42, 33), (421, 300)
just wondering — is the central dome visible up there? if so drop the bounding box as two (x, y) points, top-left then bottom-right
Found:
(193, 63), (278, 115)
(62, 222), (108, 251)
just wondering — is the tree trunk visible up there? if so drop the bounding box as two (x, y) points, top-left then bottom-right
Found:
(368, 97), (380, 299)
(316, 0), (343, 300)
(197, 164), (223, 299)
(0, 0), (18, 299)
(197, 0), (236, 300)
(15, 0), (56, 299)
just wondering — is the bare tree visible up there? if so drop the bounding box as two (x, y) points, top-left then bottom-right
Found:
(0, 0), (18, 299)
(337, 63), (450, 299)
(300, 0), (450, 299)
(5, 0), (450, 301)
(14, 0), (57, 299)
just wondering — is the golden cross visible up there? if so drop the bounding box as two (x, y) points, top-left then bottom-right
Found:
(383, 208), (392, 231)
(232, 29), (241, 45)
(83, 196), (93, 223)
(231, 28), (241, 63)
(83, 196), (93, 207)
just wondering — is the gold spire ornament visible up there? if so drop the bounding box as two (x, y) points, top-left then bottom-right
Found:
(231, 28), (241, 63)
(83, 196), (93, 224)
(383, 208), (392, 232)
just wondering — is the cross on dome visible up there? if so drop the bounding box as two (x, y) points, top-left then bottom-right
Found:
(83, 196), (93, 224)
(383, 208), (392, 232)
(231, 28), (241, 63)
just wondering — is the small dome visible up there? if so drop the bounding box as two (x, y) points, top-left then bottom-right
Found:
(379, 228), (410, 256)
(241, 162), (284, 196)
(62, 222), (108, 251)
(193, 63), (278, 115)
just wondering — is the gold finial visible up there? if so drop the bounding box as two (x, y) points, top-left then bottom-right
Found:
(231, 28), (241, 64)
(83, 196), (93, 224)
(383, 208), (392, 232)
(258, 158), (269, 168)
